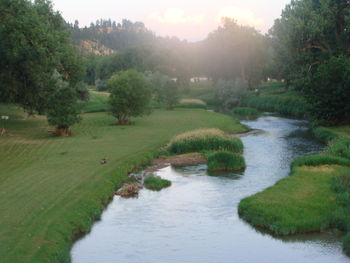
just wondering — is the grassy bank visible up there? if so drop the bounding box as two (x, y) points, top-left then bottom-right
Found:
(239, 120), (350, 244)
(239, 165), (346, 235)
(0, 107), (247, 263)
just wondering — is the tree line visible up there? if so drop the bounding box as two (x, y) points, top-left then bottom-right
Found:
(1, 0), (349, 136)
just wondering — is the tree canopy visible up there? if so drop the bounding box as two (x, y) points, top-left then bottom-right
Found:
(107, 70), (153, 124)
(0, 0), (83, 114)
(269, 0), (350, 124)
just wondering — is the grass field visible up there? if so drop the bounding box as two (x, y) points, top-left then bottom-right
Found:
(0, 106), (247, 263)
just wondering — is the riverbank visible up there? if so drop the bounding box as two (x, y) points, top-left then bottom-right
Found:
(71, 115), (347, 263)
(0, 106), (247, 263)
(239, 117), (350, 250)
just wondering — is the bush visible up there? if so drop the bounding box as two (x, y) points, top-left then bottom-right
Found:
(207, 151), (245, 171)
(326, 139), (350, 159)
(232, 107), (258, 120)
(167, 129), (243, 154)
(144, 176), (171, 191)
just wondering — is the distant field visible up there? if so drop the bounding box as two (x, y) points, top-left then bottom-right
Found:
(0, 106), (246, 263)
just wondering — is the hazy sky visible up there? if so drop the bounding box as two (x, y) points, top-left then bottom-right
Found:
(53, 0), (290, 41)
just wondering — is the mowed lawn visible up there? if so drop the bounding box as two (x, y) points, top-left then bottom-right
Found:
(0, 107), (246, 263)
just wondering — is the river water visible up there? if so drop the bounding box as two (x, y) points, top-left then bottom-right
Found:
(71, 116), (349, 263)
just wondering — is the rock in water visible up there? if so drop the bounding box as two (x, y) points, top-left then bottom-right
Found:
(115, 183), (143, 198)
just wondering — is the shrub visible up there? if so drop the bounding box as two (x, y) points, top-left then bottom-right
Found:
(167, 129), (243, 154)
(144, 176), (171, 191)
(326, 139), (350, 159)
(207, 151), (245, 171)
(232, 107), (258, 120)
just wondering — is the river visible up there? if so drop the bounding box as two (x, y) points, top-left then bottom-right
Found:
(71, 116), (349, 263)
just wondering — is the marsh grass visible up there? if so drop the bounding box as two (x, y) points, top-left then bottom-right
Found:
(207, 151), (245, 171)
(144, 176), (171, 191)
(167, 129), (243, 154)
(242, 94), (310, 119)
(326, 138), (350, 159)
(312, 126), (339, 143)
(232, 107), (259, 120)
(291, 155), (350, 172)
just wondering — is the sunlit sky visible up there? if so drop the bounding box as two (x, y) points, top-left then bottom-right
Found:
(53, 0), (290, 41)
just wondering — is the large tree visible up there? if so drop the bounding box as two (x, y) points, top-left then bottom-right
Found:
(270, 0), (350, 124)
(200, 18), (268, 88)
(0, 0), (83, 114)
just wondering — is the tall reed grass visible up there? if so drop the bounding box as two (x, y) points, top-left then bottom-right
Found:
(232, 107), (259, 120)
(167, 129), (243, 154)
(207, 151), (245, 171)
(241, 94), (310, 118)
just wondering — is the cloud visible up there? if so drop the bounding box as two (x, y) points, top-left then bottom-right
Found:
(218, 7), (263, 27)
(150, 8), (205, 25)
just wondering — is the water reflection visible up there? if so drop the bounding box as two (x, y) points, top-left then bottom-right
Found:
(71, 116), (348, 263)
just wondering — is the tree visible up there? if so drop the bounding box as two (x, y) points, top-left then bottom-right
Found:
(201, 18), (268, 87)
(270, 0), (350, 124)
(163, 80), (179, 110)
(146, 72), (179, 109)
(305, 56), (350, 124)
(0, 0), (83, 114)
(46, 73), (82, 136)
(215, 79), (248, 109)
(107, 70), (152, 124)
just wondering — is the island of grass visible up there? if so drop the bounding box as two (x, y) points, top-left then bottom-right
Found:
(0, 105), (247, 263)
(167, 128), (243, 154)
(144, 176), (171, 191)
(207, 151), (245, 172)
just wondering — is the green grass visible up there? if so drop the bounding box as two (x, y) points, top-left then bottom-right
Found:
(241, 82), (310, 118)
(184, 81), (220, 108)
(0, 106), (247, 263)
(81, 90), (109, 113)
(144, 176), (171, 191)
(291, 154), (350, 172)
(326, 138), (350, 159)
(207, 151), (245, 171)
(232, 107), (259, 120)
(175, 99), (207, 109)
(312, 126), (340, 143)
(167, 129), (244, 155)
(328, 125), (350, 139)
(239, 165), (346, 235)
